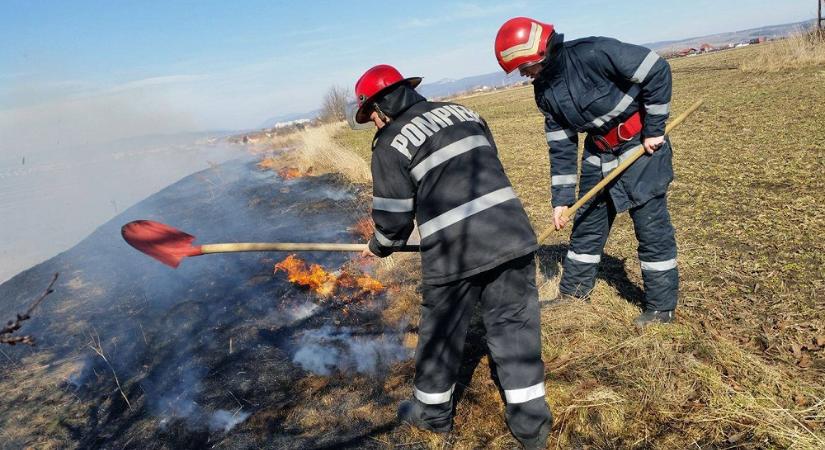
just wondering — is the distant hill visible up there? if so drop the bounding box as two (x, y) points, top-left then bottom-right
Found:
(416, 72), (529, 99)
(643, 19), (815, 53)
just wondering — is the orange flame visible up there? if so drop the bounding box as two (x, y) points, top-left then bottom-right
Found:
(273, 255), (385, 300)
(274, 255), (337, 297)
(278, 167), (304, 179)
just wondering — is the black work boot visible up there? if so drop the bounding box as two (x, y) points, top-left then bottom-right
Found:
(516, 412), (553, 450)
(634, 309), (675, 328)
(538, 292), (588, 309)
(397, 399), (452, 433)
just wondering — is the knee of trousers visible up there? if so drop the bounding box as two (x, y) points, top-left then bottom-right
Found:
(505, 397), (553, 442)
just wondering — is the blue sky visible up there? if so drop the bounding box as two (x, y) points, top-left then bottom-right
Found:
(0, 0), (816, 149)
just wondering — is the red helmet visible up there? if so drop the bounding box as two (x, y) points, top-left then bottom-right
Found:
(354, 64), (422, 123)
(494, 17), (555, 74)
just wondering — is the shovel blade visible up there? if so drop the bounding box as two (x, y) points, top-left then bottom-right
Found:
(121, 220), (203, 268)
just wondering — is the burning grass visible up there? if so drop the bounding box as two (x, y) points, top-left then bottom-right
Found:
(273, 254), (385, 303)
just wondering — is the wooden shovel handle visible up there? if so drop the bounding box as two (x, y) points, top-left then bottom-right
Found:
(537, 98), (703, 244)
(201, 242), (419, 253)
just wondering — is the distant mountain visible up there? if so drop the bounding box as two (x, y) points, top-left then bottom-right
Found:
(643, 19), (816, 53)
(416, 72), (529, 99)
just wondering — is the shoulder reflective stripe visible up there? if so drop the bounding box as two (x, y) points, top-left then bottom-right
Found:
(374, 229), (406, 248)
(591, 89), (638, 128)
(373, 196), (414, 212)
(601, 159), (619, 174)
(546, 129), (576, 143)
(551, 174), (577, 186)
(585, 155), (601, 166)
(640, 258), (677, 271)
(504, 382), (545, 404)
(410, 135), (490, 181)
(645, 102), (670, 115)
(414, 384), (455, 405)
(418, 187), (517, 239)
(567, 250), (601, 264)
(630, 51), (661, 83)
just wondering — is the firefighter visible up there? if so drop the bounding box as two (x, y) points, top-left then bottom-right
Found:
(494, 17), (678, 327)
(354, 64), (552, 448)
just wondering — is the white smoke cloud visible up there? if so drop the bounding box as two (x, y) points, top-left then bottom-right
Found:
(292, 326), (410, 376)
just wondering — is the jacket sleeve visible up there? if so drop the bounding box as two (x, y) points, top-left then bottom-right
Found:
(597, 38), (672, 137)
(542, 110), (579, 207)
(368, 144), (416, 257)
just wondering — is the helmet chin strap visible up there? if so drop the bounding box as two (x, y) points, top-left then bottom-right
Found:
(373, 103), (390, 123)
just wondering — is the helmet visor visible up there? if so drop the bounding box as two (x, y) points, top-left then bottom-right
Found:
(346, 102), (374, 130)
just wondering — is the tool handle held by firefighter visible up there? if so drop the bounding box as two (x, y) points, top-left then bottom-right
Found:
(121, 220), (419, 269)
(201, 242), (419, 254)
(537, 98), (703, 244)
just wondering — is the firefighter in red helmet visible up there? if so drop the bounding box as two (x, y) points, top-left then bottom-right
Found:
(495, 17), (679, 327)
(355, 64), (552, 449)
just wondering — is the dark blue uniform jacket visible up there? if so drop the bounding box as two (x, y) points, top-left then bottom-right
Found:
(534, 33), (673, 212)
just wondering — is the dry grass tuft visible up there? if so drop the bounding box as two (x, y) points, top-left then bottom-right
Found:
(255, 122), (371, 184)
(741, 30), (825, 72)
(541, 289), (824, 448)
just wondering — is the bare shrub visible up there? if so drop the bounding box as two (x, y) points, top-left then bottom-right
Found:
(741, 29), (825, 72)
(318, 85), (350, 123)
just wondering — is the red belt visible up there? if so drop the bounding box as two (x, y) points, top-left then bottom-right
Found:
(589, 111), (642, 152)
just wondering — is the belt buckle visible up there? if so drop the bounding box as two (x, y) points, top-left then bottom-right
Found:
(592, 134), (611, 152)
(617, 121), (633, 142)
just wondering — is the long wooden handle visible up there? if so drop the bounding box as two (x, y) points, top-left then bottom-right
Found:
(201, 242), (419, 253)
(537, 98), (704, 244)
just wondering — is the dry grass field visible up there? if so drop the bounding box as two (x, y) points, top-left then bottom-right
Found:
(329, 40), (825, 448)
(3, 38), (821, 450)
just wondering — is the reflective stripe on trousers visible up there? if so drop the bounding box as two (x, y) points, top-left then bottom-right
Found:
(560, 194), (678, 310)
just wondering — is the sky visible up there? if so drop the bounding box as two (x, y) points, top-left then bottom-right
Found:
(0, 0), (817, 149)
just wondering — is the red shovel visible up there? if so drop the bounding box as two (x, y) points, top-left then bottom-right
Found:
(121, 220), (418, 268)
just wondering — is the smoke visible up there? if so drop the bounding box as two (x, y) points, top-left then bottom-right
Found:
(208, 410), (251, 433)
(151, 364), (250, 433)
(292, 325), (410, 376)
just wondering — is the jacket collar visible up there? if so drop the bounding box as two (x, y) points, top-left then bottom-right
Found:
(539, 33), (565, 78)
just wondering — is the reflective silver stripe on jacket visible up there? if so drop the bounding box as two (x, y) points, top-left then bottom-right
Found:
(374, 229), (407, 247)
(551, 174), (577, 186)
(504, 382), (546, 404)
(546, 128), (576, 143)
(590, 85), (641, 128)
(414, 384), (455, 405)
(418, 187), (517, 239)
(602, 146), (639, 174)
(601, 159), (619, 174)
(410, 135), (490, 181)
(630, 51), (660, 83)
(585, 155), (601, 166)
(567, 250), (601, 264)
(640, 258), (677, 271)
(645, 102), (670, 116)
(373, 196), (414, 212)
